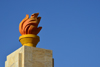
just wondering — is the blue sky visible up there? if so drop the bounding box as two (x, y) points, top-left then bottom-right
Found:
(0, 0), (100, 67)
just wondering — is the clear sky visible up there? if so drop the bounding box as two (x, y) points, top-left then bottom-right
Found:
(0, 0), (100, 67)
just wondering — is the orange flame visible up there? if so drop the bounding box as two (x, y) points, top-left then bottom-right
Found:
(19, 13), (42, 35)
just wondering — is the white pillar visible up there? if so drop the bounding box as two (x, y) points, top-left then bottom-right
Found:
(5, 46), (54, 67)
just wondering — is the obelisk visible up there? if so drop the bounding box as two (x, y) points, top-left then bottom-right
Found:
(5, 13), (54, 67)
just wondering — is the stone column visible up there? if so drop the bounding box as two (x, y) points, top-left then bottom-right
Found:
(5, 46), (54, 67)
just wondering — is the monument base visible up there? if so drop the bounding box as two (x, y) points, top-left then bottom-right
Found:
(5, 46), (54, 67)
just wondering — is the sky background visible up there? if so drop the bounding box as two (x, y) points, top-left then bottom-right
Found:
(0, 0), (100, 67)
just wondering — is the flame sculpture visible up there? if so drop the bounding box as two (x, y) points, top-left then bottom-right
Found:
(19, 13), (42, 47)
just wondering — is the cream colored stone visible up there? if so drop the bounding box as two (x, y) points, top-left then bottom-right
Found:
(5, 46), (54, 67)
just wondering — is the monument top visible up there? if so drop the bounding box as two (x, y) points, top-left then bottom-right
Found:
(19, 13), (42, 47)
